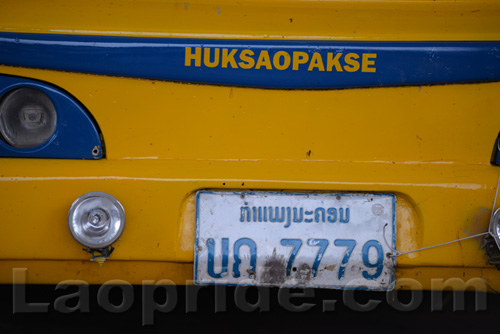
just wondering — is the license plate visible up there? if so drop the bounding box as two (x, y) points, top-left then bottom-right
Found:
(194, 191), (396, 290)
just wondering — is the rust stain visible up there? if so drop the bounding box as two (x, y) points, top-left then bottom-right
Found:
(324, 264), (336, 271)
(295, 263), (312, 284)
(261, 249), (287, 284)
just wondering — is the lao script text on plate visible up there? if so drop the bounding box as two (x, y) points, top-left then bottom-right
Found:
(195, 191), (396, 290)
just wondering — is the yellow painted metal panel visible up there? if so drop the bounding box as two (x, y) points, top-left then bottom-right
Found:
(1, 0), (500, 289)
(0, 66), (498, 164)
(1, 0), (499, 41)
(0, 66), (499, 286)
(0, 157), (497, 265)
(0, 261), (193, 285)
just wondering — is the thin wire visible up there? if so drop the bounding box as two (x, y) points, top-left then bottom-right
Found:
(392, 232), (491, 257)
(390, 172), (500, 258)
(490, 172), (500, 222)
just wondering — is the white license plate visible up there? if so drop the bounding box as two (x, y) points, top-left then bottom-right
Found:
(194, 191), (396, 290)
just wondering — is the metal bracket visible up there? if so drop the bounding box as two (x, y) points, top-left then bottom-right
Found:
(481, 235), (500, 270)
(83, 246), (115, 265)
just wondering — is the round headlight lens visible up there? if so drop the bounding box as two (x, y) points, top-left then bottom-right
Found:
(68, 192), (126, 249)
(0, 87), (57, 148)
(490, 207), (500, 249)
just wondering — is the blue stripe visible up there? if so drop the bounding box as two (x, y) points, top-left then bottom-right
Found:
(0, 32), (499, 89)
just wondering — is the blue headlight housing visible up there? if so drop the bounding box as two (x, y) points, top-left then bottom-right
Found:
(0, 75), (103, 159)
(491, 131), (500, 167)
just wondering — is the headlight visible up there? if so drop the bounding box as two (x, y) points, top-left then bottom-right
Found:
(0, 87), (57, 148)
(490, 208), (500, 249)
(0, 75), (103, 159)
(68, 192), (126, 249)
